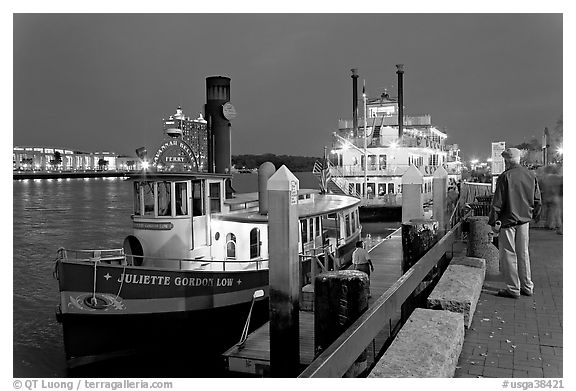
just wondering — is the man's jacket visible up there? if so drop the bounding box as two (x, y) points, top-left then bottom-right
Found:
(488, 163), (542, 228)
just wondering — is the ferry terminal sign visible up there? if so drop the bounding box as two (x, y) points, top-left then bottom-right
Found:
(153, 139), (198, 169)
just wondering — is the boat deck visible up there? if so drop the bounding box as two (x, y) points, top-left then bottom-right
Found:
(222, 229), (404, 376)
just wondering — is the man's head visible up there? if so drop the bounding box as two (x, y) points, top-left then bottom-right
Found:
(355, 240), (364, 248)
(502, 148), (521, 168)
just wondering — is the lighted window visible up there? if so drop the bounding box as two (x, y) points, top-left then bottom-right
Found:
(192, 180), (204, 216)
(209, 182), (221, 213)
(301, 219), (308, 243)
(133, 182), (142, 215)
(250, 228), (260, 259)
(157, 182), (171, 216)
(175, 182), (188, 216)
(143, 182), (155, 216)
(226, 233), (236, 259)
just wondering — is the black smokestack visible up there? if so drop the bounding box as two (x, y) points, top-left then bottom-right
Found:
(205, 76), (231, 174)
(351, 68), (359, 137)
(396, 64), (404, 139)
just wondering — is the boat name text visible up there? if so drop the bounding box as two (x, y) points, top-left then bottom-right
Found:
(117, 273), (237, 287)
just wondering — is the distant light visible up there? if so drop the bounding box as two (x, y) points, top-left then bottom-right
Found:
(142, 161), (150, 170)
(330, 149), (337, 154)
(487, 158), (493, 163)
(470, 159), (479, 164)
(557, 145), (563, 155)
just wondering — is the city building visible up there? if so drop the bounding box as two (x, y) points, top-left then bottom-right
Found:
(13, 146), (123, 171)
(157, 106), (208, 172)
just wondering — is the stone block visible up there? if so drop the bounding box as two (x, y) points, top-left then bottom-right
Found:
(450, 256), (486, 269)
(427, 262), (485, 328)
(369, 308), (464, 378)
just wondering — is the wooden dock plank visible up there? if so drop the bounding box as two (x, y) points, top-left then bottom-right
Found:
(223, 229), (405, 375)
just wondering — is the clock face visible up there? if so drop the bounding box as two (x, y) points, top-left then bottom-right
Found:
(222, 102), (237, 120)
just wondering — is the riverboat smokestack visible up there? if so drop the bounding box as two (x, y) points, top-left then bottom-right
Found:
(351, 68), (359, 138)
(396, 64), (404, 140)
(205, 76), (232, 174)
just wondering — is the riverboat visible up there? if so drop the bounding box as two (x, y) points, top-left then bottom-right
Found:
(320, 67), (462, 221)
(54, 76), (361, 368)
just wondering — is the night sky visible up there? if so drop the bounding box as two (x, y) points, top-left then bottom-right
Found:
(13, 13), (562, 161)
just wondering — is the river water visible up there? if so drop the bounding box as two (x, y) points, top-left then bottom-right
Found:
(12, 173), (397, 378)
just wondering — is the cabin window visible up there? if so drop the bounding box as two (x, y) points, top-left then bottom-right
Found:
(345, 213), (351, 237)
(301, 219), (309, 243)
(348, 183), (355, 195)
(378, 183), (386, 196)
(226, 233), (236, 259)
(192, 180), (204, 216)
(175, 182), (188, 216)
(250, 228), (260, 259)
(143, 182), (155, 216)
(209, 182), (221, 213)
(315, 217), (321, 238)
(157, 181), (171, 216)
(360, 155), (365, 170)
(355, 183), (362, 196)
(133, 182), (142, 215)
(367, 183), (375, 198)
(379, 154), (387, 170)
(388, 183), (395, 194)
(368, 155), (377, 170)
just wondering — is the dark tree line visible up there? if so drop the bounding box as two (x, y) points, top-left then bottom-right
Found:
(232, 154), (320, 172)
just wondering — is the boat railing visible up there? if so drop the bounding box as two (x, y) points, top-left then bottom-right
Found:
(332, 164), (451, 177)
(59, 248), (126, 263)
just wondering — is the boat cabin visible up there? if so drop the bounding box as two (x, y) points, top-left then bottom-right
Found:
(123, 172), (361, 271)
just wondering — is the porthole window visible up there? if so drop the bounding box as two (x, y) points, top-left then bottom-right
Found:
(215, 232), (220, 241)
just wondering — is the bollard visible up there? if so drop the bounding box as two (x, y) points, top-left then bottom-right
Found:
(314, 270), (369, 377)
(267, 165), (300, 377)
(432, 166), (448, 234)
(401, 165), (424, 223)
(401, 218), (438, 321)
(466, 216), (499, 278)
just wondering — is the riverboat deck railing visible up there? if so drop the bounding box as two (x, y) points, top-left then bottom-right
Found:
(59, 248), (326, 273)
(298, 219), (464, 378)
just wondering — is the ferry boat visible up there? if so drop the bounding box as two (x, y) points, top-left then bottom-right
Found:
(319, 67), (462, 221)
(54, 76), (361, 368)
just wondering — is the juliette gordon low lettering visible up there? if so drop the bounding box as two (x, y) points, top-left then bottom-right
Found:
(116, 273), (237, 287)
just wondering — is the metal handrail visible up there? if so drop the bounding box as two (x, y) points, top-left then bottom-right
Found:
(298, 220), (462, 378)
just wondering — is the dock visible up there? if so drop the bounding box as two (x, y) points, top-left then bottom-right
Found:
(222, 229), (405, 376)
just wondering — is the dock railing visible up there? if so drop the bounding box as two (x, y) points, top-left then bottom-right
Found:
(298, 219), (465, 378)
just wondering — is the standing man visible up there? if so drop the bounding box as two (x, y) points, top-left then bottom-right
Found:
(488, 148), (541, 298)
(352, 240), (374, 277)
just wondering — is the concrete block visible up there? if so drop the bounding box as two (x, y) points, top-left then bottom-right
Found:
(450, 256), (486, 269)
(427, 262), (485, 328)
(369, 308), (464, 378)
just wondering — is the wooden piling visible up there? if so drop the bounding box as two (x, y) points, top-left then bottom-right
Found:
(267, 165), (301, 377)
(432, 166), (448, 234)
(402, 165), (424, 223)
(314, 270), (369, 376)
(401, 218), (439, 321)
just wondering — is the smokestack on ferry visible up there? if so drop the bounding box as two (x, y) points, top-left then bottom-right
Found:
(396, 64), (404, 140)
(351, 68), (359, 138)
(205, 76), (233, 174)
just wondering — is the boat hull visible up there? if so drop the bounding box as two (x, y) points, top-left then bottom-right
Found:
(58, 299), (270, 372)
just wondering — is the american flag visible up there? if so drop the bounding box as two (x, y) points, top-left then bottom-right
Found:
(314, 147), (332, 194)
